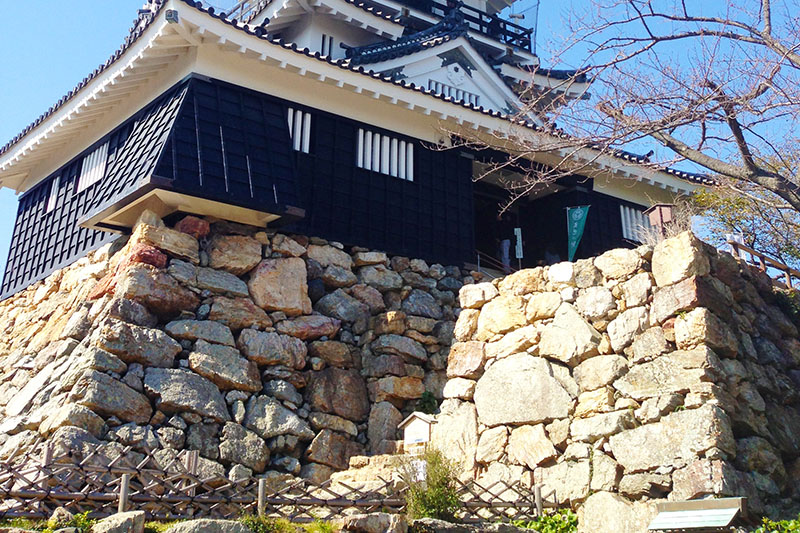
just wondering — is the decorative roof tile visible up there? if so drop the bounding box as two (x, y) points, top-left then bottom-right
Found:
(344, 8), (468, 65)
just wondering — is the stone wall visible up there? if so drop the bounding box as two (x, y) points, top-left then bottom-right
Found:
(0, 213), (468, 483)
(435, 232), (800, 531)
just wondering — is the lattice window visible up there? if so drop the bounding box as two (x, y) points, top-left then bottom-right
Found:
(356, 128), (414, 181)
(620, 204), (652, 242)
(76, 142), (109, 193)
(287, 107), (311, 153)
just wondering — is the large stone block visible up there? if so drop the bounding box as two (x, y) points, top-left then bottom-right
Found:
(475, 426), (507, 464)
(609, 404), (735, 473)
(306, 429), (365, 470)
(243, 395), (314, 440)
(143, 368), (230, 422)
(538, 303), (601, 366)
(188, 341), (261, 392)
(675, 308), (738, 357)
(307, 244), (353, 269)
(208, 297), (272, 331)
(275, 314), (341, 340)
(652, 232), (711, 287)
(574, 355), (628, 392)
(93, 318), (182, 368)
(431, 400), (478, 473)
(614, 346), (721, 400)
(670, 459), (741, 501)
(115, 264), (200, 318)
(368, 376), (425, 402)
(132, 223), (199, 264)
(367, 402), (403, 453)
(474, 353), (574, 426)
(497, 267), (546, 295)
(208, 235), (262, 275)
(507, 424), (557, 468)
(69, 370), (152, 424)
(372, 334), (427, 362)
(237, 329), (307, 369)
(315, 289), (370, 323)
(651, 275), (731, 325)
(534, 459), (591, 504)
(475, 294), (527, 340)
(447, 341), (486, 379)
(165, 320), (234, 347)
(248, 257), (312, 316)
(577, 492), (658, 533)
(305, 367), (370, 422)
(218, 422), (269, 472)
(459, 282), (499, 309)
(570, 410), (635, 442)
(607, 307), (649, 352)
(594, 248), (642, 280)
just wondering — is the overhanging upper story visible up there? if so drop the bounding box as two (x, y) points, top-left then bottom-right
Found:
(0, 0), (709, 199)
(0, 0), (713, 297)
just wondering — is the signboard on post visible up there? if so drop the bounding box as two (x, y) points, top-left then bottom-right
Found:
(514, 228), (523, 259)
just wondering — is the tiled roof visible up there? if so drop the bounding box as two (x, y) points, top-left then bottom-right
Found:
(0, 0), (714, 186)
(344, 8), (468, 65)
(244, 0), (402, 25)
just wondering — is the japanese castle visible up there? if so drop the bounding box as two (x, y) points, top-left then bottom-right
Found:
(0, 0), (711, 298)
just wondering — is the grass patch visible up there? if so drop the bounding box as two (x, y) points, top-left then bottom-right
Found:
(144, 520), (181, 533)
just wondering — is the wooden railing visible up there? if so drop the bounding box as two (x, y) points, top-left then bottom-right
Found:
(727, 239), (800, 289)
(0, 441), (556, 522)
(401, 0), (533, 50)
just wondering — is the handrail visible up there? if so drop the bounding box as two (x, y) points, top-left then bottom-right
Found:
(727, 239), (800, 289)
(475, 248), (517, 276)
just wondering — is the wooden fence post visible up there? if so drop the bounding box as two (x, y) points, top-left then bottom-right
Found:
(534, 485), (543, 517)
(185, 450), (199, 498)
(258, 478), (267, 517)
(40, 442), (53, 467)
(118, 473), (131, 513)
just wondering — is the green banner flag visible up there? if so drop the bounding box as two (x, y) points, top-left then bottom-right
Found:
(566, 205), (590, 261)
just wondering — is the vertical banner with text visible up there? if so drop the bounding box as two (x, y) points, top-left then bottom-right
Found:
(566, 205), (590, 261)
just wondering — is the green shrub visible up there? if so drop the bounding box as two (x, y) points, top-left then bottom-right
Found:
(753, 513), (800, 532)
(416, 391), (438, 415)
(239, 515), (297, 533)
(510, 510), (578, 533)
(774, 288), (800, 329)
(403, 448), (461, 522)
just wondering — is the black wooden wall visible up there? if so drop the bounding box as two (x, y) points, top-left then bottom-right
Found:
(519, 185), (643, 266)
(1, 76), (476, 298)
(288, 113), (474, 266)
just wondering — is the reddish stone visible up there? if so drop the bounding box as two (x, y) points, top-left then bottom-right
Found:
(128, 242), (168, 269)
(174, 215), (211, 239)
(88, 243), (167, 299)
(88, 272), (116, 300)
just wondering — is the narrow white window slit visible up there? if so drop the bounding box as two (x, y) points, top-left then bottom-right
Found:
(355, 128), (414, 181)
(287, 107), (312, 153)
